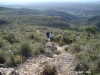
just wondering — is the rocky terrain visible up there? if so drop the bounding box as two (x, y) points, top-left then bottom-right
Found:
(17, 42), (76, 75)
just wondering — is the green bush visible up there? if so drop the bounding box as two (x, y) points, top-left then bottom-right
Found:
(0, 50), (5, 64)
(68, 44), (82, 53)
(90, 54), (98, 62)
(75, 63), (89, 74)
(37, 43), (45, 53)
(34, 49), (40, 55)
(3, 33), (19, 44)
(76, 45), (100, 74)
(33, 42), (45, 53)
(63, 36), (73, 44)
(6, 55), (23, 67)
(53, 35), (61, 42)
(14, 55), (23, 65)
(85, 27), (96, 34)
(0, 40), (4, 48)
(58, 35), (73, 46)
(65, 47), (68, 52)
(8, 33), (15, 44)
(33, 33), (46, 44)
(95, 60), (100, 74)
(20, 41), (32, 58)
(40, 64), (58, 75)
(59, 38), (66, 46)
(28, 33), (34, 39)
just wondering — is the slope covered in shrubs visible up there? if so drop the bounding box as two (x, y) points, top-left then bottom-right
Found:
(0, 21), (100, 75)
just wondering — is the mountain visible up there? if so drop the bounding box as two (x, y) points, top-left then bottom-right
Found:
(44, 10), (77, 21)
(0, 7), (71, 28)
(0, 6), (77, 19)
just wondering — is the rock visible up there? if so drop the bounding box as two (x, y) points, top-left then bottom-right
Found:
(0, 64), (6, 68)
(51, 46), (57, 52)
(12, 70), (19, 75)
(44, 51), (53, 58)
(45, 45), (58, 54)
(0, 68), (16, 75)
(0, 72), (2, 75)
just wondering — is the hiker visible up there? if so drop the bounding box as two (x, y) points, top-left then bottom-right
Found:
(46, 31), (50, 39)
(49, 32), (54, 41)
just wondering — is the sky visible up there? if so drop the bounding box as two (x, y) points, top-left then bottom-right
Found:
(0, 0), (99, 4)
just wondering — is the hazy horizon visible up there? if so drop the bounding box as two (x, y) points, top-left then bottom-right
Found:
(0, 0), (100, 4)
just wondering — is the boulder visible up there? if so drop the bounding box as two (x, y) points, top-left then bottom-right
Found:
(0, 64), (6, 68)
(0, 68), (19, 75)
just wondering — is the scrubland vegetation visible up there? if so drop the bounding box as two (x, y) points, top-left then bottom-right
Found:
(0, 4), (100, 75)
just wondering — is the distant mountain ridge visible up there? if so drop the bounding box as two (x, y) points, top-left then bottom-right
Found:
(0, 6), (77, 21)
(44, 10), (77, 21)
(0, 6), (71, 28)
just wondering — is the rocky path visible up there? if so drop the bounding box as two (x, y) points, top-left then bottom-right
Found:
(17, 42), (76, 75)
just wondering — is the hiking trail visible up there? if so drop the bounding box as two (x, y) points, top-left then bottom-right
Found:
(17, 41), (76, 75)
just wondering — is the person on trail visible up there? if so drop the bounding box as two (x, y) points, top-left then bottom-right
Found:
(49, 32), (54, 41)
(46, 31), (50, 39)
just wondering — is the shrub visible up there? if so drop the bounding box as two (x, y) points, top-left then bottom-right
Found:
(58, 36), (73, 46)
(34, 49), (40, 55)
(90, 54), (98, 62)
(88, 62), (98, 75)
(20, 41), (32, 58)
(28, 33), (34, 39)
(0, 40), (4, 48)
(33, 42), (45, 53)
(0, 50), (5, 64)
(68, 43), (82, 53)
(14, 55), (23, 65)
(53, 35), (61, 42)
(76, 53), (90, 62)
(95, 60), (100, 74)
(59, 39), (65, 46)
(63, 36), (73, 44)
(3, 33), (18, 44)
(40, 64), (58, 75)
(85, 27), (96, 34)
(7, 33), (16, 44)
(6, 54), (23, 67)
(75, 63), (89, 72)
(34, 34), (46, 44)
(37, 43), (45, 53)
(65, 47), (68, 52)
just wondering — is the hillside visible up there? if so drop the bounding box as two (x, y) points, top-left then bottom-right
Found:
(0, 15), (70, 28)
(0, 24), (100, 75)
(0, 4), (100, 75)
(87, 15), (100, 22)
(17, 42), (75, 75)
(0, 6), (77, 20)
(44, 10), (77, 21)
(0, 6), (78, 28)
